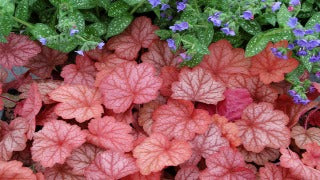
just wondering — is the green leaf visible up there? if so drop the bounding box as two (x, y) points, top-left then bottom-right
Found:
(180, 53), (204, 67)
(265, 13), (277, 26)
(108, 1), (130, 17)
(58, 10), (85, 33)
(0, 15), (13, 42)
(0, 0), (15, 14)
(82, 11), (100, 22)
(239, 19), (261, 35)
(299, 55), (313, 72)
(182, 34), (209, 55)
(180, 6), (199, 25)
(29, 23), (57, 39)
(245, 28), (293, 57)
(47, 34), (79, 52)
(106, 14), (133, 38)
(97, 0), (111, 10)
(15, 0), (30, 21)
(123, 0), (143, 5)
(305, 12), (320, 29)
(277, 4), (291, 28)
(285, 65), (305, 85)
(195, 26), (214, 47)
(70, 0), (97, 9)
(85, 22), (107, 36)
(155, 30), (172, 40)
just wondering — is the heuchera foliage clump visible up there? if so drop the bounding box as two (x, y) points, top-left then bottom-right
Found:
(0, 15), (320, 179)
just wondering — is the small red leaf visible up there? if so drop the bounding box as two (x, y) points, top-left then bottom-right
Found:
(99, 61), (162, 113)
(31, 120), (86, 167)
(152, 99), (211, 140)
(302, 142), (320, 170)
(106, 108), (134, 124)
(217, 88), (253, 121)
(85, 150), (139, 179)
(259, 163), (298, 180)
(26, 46), (67, 78)
(159, 66), (180, 97)
(250, 41), (299, 84)
(291, 126), (320, 149)
(0, 160), (37, 179)
(235, 102), (290, 153)
(122, 172), (161, 180)
(141, 40), (180, 70)
(199, 40), (251, 84)
(106, 16), (159, 60)
(85, 46), (112, 62)
(66, 143), (103, 175)
(49, 85), (103, 123)
(200, 146), (255, 180)
(239, 146), (279, 165)
(133, 133), (192, 175)
(61, 55), (97, 87)
(175, 166), (199, 180)
(0, 33), (41, 69)
(44, 164), (85, 180)
(87, 116), (134, 152)
(171, 67), (225, 104)
(138, 101), (164, 135)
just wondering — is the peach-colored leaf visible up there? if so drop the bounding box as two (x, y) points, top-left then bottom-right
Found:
(31, 120), (86, 167)
(238, 146), (279, 165)
(49, 85), (103, 123)
(171, 67), (225, 104)
(141, 40), (180, 70)
(250, 41), (299, 84)
(199, 39), (251, 84)
(99, 61), (162, 113)
(190, 123), (229, 158)
(19, 83), (42, 119)
(152, 99), (211, 140)
(227, 74), (278, 103)
(26, 46), (67, 78)
(159, 66), (180, 97)
(85, 46), (112, 62)
(44, 164), (85, 180)
(66, 143), (103, 175)
(106, 108), (134, 124)
(138, 101), (164, 135)
(87, 116), (134, 152)
(200, 146), (255, 180)
(259, 163), (298, 180)
(217, 88), (253, 121)
(280, 148), (320, 180)
(106, 16), (159, 60)
(0, 160), (36, 179)
(122, 172), (161, 180)
(85, 150), (139, 179)
(0, 33), (41, 69)
(235, 102), (290, 153)
(291, 126), (320, 149)
(61, 55), (97, 87)
(36, 104), (57, 126)
(302, 142), (320, 170)
(133, 133), (192, 175)
(175, 166), (199, 180)
(0, 117), (28, 160)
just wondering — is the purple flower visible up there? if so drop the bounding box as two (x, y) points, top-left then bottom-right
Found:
(169, 22), (189, 32)
(296, 50), (307, 56)
(161, 4), (170, 11)
(288, 43), (295, 50)
(167, 16), (173, 20)
(306, 40), (320, 50)
(272, 2), (281, 12)
(160, 12), (166, 18)
(208, 16), (221, 27)
(166, 38), (176, 51)
(39, 37), (47, 45)
(288, 90), (310, 105)
(296, 39), (308, 47)
(241, 10), (253, 20)
(70, 28), (79, 36)
(309, 53), (320, 62)
(316, 72), (320, 78)
(293, 29), (305, 37)
(314, 24), (320, 32)
(271, 48), (288, 59)
(261, 0), (266, 2)
(148, 0), (161, 8)
(75, 50), (84, 56)
(221, 27), (235, 36)
(287, 17), (298, 28)
(305, 29), (314, 35)
(288, 89), (296, 97)
(289, 0), (300, 6)
(309, 85), (316, 93)
(177, 2), (186, 12)
(97, 42), (105, 49)
(180, 52), (192, 61)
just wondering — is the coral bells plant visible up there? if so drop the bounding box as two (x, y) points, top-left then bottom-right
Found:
(0, 0), (319, 180)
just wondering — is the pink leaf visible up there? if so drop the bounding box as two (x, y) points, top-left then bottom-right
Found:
(302, 143), (320, 170)
(106, 16), (159, 60)
(171, 67), (225, 104)
(133, 133), (192, 175)
(141, 40), (180, 71)
(99, 61), (162, 113)
(138, 101), (164, 135)
(235, 102), (290, 153)
(152, 99), (211, 140)
(49, 85), (103, 123)
(238, 146), (279, 165)
(200, 146), (255, 180)
(31, 120), (86, 167)
(66, 143), (103, 175)
(84, 150), (139, 179)
(0, 160), (37, 179)
(0, 33), (41, 69)
(217, 88), (253, 121)
(44, 164), (85, 180)
(175, 166), (200, 180)
(36, 104), (58, 126)
(280, 148), (320, 180)
(190, 123), (229, 159)
(26, 46), (67, 78)
(259, 163), (298, 180)
(291, 126), (320, 149)
(61, 55), (97, 87)
(122, 172), (161, 180)
(87, 116), (134, 152)
(159, 66), (180, 97)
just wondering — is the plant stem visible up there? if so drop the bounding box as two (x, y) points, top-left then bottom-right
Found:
(10, 69), (19, 80)
(12, 16), (34, 28)
(75, 35), (87, 42)
(130, 0), (145, 15)
(0, 95), (17, 103)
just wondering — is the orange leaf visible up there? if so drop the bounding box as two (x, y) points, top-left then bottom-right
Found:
(0, 160), (37, 179)
(259, 163), (298, 180)
(291, 126), (320, 149)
